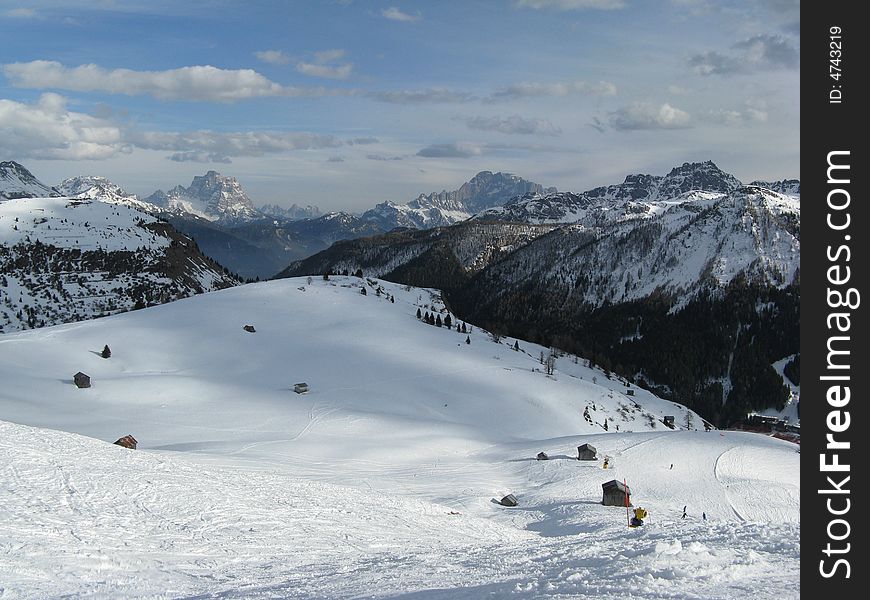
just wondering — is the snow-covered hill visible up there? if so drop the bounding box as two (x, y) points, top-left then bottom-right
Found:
(0, 277), (799, 598)
(0, 160), (60, 200)
(0, 195), (240, 332)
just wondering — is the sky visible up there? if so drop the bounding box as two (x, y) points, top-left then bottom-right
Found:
(0, 0), (800, 212)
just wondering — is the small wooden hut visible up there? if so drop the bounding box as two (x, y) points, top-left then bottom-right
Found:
(74, 372), (91, 388)
(500, 494), (518, 507)
(663, 416), (675, 428)
(577, 443), (597, 460)
(243, 325), (256, 333)
(536, 451), (549, 461)
(113, 435), (138, 449)
(294, 382), (309, 394)
(601, 479), (631, 507)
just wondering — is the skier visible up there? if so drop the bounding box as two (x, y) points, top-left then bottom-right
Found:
(682, 505), (687, 519)
(670, 463), (674, 470)
(702, 512), (707, 521)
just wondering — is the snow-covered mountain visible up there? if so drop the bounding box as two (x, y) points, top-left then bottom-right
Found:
(360, 171), (555, 230)
(475, 161), (750, 225)
(146, 170), (261, 224)
(0, 160), (60, 200)
(0, 276), (799, 598)
(56, 175), (160, 214)
(259, 202), (322, 220)
(0, 192), (240, 333)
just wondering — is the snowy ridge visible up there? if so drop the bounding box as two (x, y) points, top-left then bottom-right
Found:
(479, 186), (799, 307)
(0, 160), (60, 200)
(0, 277), (799, 598)
(56, 175), (160, 214)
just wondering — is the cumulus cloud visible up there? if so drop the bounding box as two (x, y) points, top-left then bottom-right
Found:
(514, 0), (625, 10)
(255, 50), (291, 65)
(296, 48), (353, 80)
(416, 143), (483, 158)
(370, 88), (475, 104)
(0, 93), (351, 161)
(462, 114), (561, 136)
(1, 60), (347, 102)
(486, 80), (616, 102)
(689, 34), (798, 75)
(0, 93), (129, 160)
(608, 103), (691, 130)
(382, 7), (421, 22)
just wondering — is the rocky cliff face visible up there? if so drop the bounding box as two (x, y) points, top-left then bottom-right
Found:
(146, 171), (260, 224)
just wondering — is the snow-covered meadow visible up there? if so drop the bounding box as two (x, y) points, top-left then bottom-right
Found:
(0, 276), (800, 598)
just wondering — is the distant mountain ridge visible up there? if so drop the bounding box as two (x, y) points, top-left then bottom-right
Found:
(281, 160), (800, 427)
(360, 171), (555, 230)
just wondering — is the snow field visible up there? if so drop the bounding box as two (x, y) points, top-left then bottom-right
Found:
(0, 276), (800, 598)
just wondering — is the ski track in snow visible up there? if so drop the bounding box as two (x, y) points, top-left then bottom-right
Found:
(0, 277), (799, 598)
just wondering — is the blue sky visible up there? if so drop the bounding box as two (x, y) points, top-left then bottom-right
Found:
(0, 0), (799, 211)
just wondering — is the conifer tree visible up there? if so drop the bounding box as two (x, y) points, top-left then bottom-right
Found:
(416, 308), (422, 319)
(436, 315), (442, 327)
(466, 336), (471, 344)
(514, 340), (519, 351)
(444, 314), (452, 328)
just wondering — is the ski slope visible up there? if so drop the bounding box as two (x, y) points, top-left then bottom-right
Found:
(0, 276), (800, 598)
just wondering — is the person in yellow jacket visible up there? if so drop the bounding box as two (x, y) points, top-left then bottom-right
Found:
(630, 506), (647, 527)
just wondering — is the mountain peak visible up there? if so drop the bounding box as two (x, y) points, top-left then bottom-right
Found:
(146, 171), (259, 224)
(0, 161), (61, 200)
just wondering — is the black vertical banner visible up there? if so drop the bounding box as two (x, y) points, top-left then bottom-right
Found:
(802, 1), (865, 594)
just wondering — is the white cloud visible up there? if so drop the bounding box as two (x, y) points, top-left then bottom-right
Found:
(0, 93), (129, 160)
(0, 93), (350, 161)
(462, 114), (561, 136)
(514, 0), (625, 10)
(296, 62), (353, 80)
(4, 7), (38, 18)
(296, 49), (353, 80)
(370, 88), (475, 104)
(132, 130), (344, 156)
(487, 80), (617, 101)
(608, 103), (691, 130)
(254, 50), (291, 65)
(168, 151), (232, 164)
(382, 7), (421, 22)
(416, 143), (483, 158)
(314, 49), (346, 63)
(2, 60), (348, 102)
(689, 34), (798, 76)
(700, 107), (768, 126)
